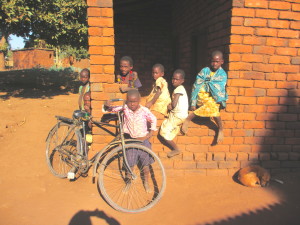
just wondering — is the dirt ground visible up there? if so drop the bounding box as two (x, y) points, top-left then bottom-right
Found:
(1, 91), (300, 225)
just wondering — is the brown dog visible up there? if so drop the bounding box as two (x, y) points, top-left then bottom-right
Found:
(238, 165), (270, 187)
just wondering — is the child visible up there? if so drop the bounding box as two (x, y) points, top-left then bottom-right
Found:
(159, 69), (189, 158)
(145, 64), (171, 116)
(181, 50), (228, 144)
(116, 56), (142, 92)
(104, 90), (157, 193)
(78, 68), (90, 110)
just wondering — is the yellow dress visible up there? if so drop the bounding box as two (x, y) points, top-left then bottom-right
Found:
(194, 72), (220, 117)
(146, 77), (171, 116)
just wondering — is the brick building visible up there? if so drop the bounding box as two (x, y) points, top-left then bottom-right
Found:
(87, 0), (300, 176)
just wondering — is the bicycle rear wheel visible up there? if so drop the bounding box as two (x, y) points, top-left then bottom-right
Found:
(98, 144), (166, 213)
(46, 122), (82, 178)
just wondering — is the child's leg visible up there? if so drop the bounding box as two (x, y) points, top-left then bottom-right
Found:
(165, 140), (181, 158)
(142, 165), (151, 193)
(213, 116), (224, 143)
(181, 112), (196, 134)
(123, 166), (134, 193)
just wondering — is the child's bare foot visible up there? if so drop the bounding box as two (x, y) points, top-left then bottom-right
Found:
(216, 130), (224, 144)
(181, 122), (189, 135)
(143, 181), (151, 193)
(167, 150), (181, 158)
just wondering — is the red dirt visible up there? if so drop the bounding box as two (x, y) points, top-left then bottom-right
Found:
(1, 92), (299, 225)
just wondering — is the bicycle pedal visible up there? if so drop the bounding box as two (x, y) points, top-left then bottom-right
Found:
(67, 167), (76, 180)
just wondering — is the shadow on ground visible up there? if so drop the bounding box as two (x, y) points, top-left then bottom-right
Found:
(69, 209), (121, 225)
(0, 67), (80, 100)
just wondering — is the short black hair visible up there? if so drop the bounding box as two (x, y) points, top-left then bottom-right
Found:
(127, 89), (141, 99)
(152, 64), (164, 73)
(120, 56), (133, 66)
(211, 50), (224, 60)
(80, 68), (90, 78)
(173, 69), (185, 79)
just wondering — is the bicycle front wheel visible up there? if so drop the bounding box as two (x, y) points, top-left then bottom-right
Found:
(46, 122), (82, 178)
(98, 144), (166, 213)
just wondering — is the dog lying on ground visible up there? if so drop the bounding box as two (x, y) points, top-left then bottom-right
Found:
(238, 165), (271, 187)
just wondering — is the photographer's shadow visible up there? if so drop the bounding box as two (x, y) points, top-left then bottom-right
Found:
(69, 208), (121, 225)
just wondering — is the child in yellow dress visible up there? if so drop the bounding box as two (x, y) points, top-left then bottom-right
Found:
(145, 64), (171, 116)
(181, 50), (228, 144)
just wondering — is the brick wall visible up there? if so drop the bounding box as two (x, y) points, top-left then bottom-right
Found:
(13, 49), (54, 69)
(88, 0), (300, 175)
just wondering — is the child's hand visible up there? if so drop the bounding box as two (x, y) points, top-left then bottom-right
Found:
(120, 86), (128, 93)
(190, 106), (196, 111)
(105, 100), (112, 107)
(167, 103), (172, 111)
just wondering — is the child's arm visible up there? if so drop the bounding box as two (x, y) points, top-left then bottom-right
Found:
(168, 93), (181, 110)
(146, 87), (162, 108)
(137, 109), (157, 141)
(104, 100), (123, 112)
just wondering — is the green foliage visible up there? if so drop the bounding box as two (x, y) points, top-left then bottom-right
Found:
(0, 0), (88, 51)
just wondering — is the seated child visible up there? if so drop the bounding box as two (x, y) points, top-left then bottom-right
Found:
(159, 69), (189, 158)
(145, 64), (171, 116)
(181, 50), (228, 144)
(78, 68), (90, 111)
(104, 90), (157, 193)
(116, 56), (142, 92)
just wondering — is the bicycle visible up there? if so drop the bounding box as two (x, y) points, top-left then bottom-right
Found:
(45, 99), (166, 213)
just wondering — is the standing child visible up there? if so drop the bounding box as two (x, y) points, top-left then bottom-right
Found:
(104, 90), (157, 193)
(78, 68), (90, 111)
(116, 56), (142, 92)
(160, 69), (189, 158)
(145, 64), (171, 116)
(181, 50), (228, 143)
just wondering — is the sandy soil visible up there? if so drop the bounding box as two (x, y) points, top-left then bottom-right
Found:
(0, 92), (300, 225)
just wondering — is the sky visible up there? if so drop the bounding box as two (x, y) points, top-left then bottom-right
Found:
(8, 34), (25, 50)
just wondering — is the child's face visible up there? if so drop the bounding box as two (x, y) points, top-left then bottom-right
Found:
(152, 67), (164, 80)
(120, 60), (133, 76)
(80, 72), (89, 85)
(210, 55), (224, 71)
(127, 95), (140, 112)
(172, 73), (184, 88)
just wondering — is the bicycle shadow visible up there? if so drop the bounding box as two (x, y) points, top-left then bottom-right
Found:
(68, 208), (121, 225)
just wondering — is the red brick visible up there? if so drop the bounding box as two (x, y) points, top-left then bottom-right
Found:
(232, 8), (255, 17)
(90, 83), (103, 92)
(90, 74), (114, 83)
(232, 17), (244, 26)
(243, 36), (265, 45)
(177, 136), (200, 144)
(249, 153), (259, 161)
(87, 0), (113, 7)
(266, 73), (286, 80)
(234, 137), (244, 144)
(174, 161), (196, 169)
(226, 153), (237, 161)
(245, 137), (265, 144)
(244, 18), (267, 27)
(279, 114), (298, 121)
(291, 57), (300, 64)
(254, 129), (274, 136)
(229, 79), (254, 87)
(230, 44), (253, 53)
(102, 28), (114, 36)
(241, 54), (264, 62)
(241, 71), (265, 80)
(219, 161), (240, 169)
(292, 3), (300, 11)
(194, 153), (207, 161)
(281, 161), (300, 168)
(268, 20), (290, 29)
(279, 11), (300, 20)
(253, 46), (275, 54)
(257, 96), (278, 105)
(230, 145), (251, 152)
(245, 88), (266, 96)
(255, 28), (277, 36)
(244, 105), (266, 112)
(269, 55), (291, 64)
(276, 47), (298, 56)
(90, 65), (103, 73)
(278, 30), (299, 38)
(290, 21), (300, 30)
(274, 65), (299, 73)
(229, 62), (252, 70)
(207, 169), (229, 176)
(230, 35), (243, 44)
(182, 152), (194, 161)
(102, 46), (115, 55)
(259, 152), (271, 160)
(234, 113), (256, 121)
(255, 9), (279, 19)
(89, 36), (114, 46)
(103, 65), (115, 74)
(101, 8), (113, 17)
(266, 38), (288, 47)
(237, 152), (249, 161)
(262, 161), (281, 168)
(254, 80), (276, 88)
(256, 113), (277, 120)
(235, 96), (256, 104)
(88, 17), (113, 27)
(269, 1), (291, 10)
(197, 161), (218, 169)
(267, 89), (288, 96)
(232, 129), (254, 136)
(277, 81), (298, 89)
(90, 55), (114, 65)
(289, 152), (300, 160)
(213, 152), (225, 161)
(229, 53), (241, 61)
(279, 97), (298, 105)
(231, 26), (254, 35)
(289, 39), (300, 47)
(277, 153), (289, 160)
(186, 128), (209, 136)
(88, 27), (102, 36)
(103, 83), (121, 93)
(209, 145), (230, 152)
(245, 0), (268, 8)
(244, 121), (265, 129)
(87, 7), (101, 17)
(252, 145), (271, 152)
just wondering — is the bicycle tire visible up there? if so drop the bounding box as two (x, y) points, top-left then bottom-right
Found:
(46, 121), (83, 178)
(98, 144), (166, 213)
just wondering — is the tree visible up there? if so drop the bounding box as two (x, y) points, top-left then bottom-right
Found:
(0, 0), (88, 52)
